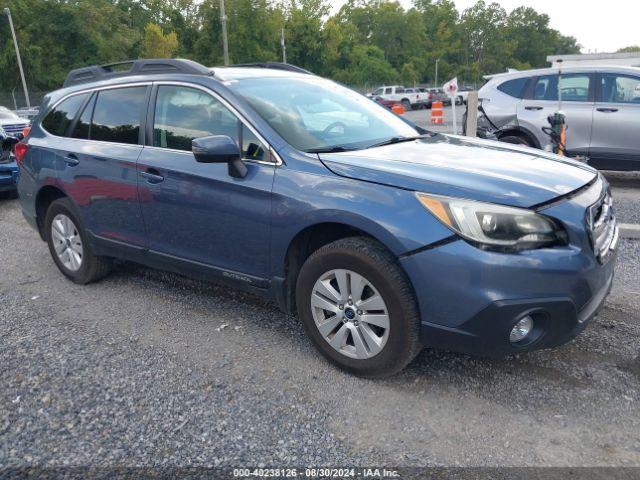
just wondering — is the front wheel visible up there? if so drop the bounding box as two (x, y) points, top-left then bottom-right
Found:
(296, 237), (421, 378)
(401, 99), (411, 111)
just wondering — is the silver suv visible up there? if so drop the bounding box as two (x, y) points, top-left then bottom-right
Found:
(478, 66), (640, 170)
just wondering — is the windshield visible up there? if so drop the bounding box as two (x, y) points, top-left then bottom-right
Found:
(0, 107), (19, 120)
(228, 76), (418, 152)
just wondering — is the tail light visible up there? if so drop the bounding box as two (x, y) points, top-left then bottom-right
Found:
(14, 142), (29, 164)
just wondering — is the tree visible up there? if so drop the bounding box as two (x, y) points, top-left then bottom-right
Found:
(333, 44), (398, 87)
(618, 46), (640, 53)
(414, 0), (461, 83)
(0, 0), (139, 92)
(0, 0), (596, 102)
(400, 62), (419, 85)
(505, 7), (579, 70)
(281, 0), (330, 71)
(193, 0), (282, 66)
(459, 1), (515, 83)
(142, 23), (179, 58)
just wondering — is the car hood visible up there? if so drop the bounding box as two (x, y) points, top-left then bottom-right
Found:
(319, 135), (597, 208)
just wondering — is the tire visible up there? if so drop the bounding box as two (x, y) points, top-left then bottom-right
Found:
(296, 237), (421, 378)
(401, 99), (411, 111)
(499, 135), (531, 146)
(45, 197), (112, 284)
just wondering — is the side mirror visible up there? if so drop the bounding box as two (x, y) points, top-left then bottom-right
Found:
(192, 135), (247, 179)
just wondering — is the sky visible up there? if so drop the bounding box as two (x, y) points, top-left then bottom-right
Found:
(329, 0), (640, 54)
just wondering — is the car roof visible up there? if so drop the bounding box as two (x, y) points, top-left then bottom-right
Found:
(484, 65), (640, 81)
(212, 67), (310, 82)
(45, 60), (317, 111)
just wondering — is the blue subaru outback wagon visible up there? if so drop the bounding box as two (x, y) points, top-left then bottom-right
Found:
(17, 59), (618, 377)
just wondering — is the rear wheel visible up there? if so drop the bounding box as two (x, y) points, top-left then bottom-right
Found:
(45, 198), (112, 284)
(296, 237), (421, 378)
(401, 99), (411, 111)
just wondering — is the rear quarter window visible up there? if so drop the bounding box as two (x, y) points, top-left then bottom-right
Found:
(497, 78), (528, 98)
(41, 93), (89, 136)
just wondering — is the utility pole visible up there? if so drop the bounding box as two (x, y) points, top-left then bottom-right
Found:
(219, 0), (229, 66)
(435, 58), (440, 88)
(3, 8), (30, 108)
(281, 28), (286, 64)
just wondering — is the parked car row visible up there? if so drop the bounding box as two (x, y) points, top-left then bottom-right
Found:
(0, 106), (33, 197)
(367, 85), (471, 109)
(0, 126), (20, 198)
(0, 106), (31, 135)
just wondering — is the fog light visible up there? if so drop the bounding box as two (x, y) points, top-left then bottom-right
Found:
(510, 316), (534, 343)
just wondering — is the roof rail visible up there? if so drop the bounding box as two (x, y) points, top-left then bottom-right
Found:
(223, 62), (312, 75)
(63, 58), (212, 87)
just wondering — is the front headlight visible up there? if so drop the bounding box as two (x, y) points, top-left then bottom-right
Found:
(416, 193), (567, 252)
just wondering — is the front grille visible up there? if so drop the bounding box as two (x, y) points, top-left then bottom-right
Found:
(1, 122), (29, 134)
(587, 187), (618, 263)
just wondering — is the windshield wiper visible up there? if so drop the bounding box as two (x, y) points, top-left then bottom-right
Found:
(306, 145), (358, 154)
(366, 134), (431, 149)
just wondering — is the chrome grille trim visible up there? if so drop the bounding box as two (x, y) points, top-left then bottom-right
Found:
(1, 123), (29, 134)
(586, 185), (617, 263)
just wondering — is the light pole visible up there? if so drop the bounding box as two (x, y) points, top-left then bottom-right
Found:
(219, 0), (229, 66)
(3, 8), (30, 108)
(281, 28), (286, 64)
(435, 58), (440, 88)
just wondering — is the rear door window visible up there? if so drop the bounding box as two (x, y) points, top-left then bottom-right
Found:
(497, 78), (528, 98)
(90, 87), (147, 145)
(599, 74), (640, 103)
(41, 93), (89, 136)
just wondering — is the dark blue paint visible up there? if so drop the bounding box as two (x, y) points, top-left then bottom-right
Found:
(0, 158), (19, 194)
(17, 69), (616, 357)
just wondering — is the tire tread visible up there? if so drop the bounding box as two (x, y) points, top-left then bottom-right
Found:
(298, 236), (421, 378)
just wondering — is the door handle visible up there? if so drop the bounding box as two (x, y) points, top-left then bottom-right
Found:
(525, 106), (543, 111)
(596, 107), (618, 113)
(140, 169), (164, 184)
(63, 154), (79, 166)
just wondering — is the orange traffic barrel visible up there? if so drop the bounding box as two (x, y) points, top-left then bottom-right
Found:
(431, 101), (443, 125)
(391, 103), (405, 115)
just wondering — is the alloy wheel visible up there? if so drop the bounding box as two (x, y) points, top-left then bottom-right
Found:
(310, 269), (390, 359)
(51, 214), (83, 272)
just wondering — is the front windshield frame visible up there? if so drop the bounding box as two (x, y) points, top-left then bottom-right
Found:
(226, 75), (419, 153)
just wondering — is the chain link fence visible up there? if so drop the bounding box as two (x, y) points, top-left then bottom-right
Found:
(0, 90), (48, 110)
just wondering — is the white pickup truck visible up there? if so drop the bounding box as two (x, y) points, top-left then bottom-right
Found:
(367, 85), (427, 110)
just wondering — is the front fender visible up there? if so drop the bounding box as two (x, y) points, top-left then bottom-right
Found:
(270, 162), (453, 278)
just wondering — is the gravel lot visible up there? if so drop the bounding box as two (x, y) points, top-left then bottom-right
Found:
(1, 194), (639, 470)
